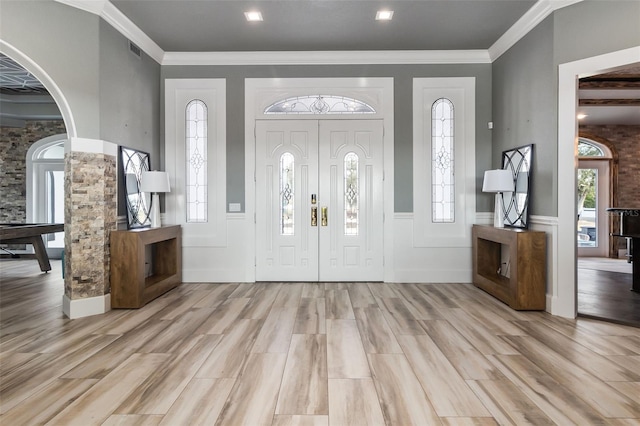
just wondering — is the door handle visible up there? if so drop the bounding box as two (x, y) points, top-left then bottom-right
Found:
(311, 206), (317, 226)
(321, 206), (328, 226)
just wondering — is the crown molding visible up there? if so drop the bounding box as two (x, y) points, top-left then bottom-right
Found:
(488, 0), (583, 61)
(54, 0), (164, 63)
(162, 50), (492, 66)
(56, 0), (583, 66)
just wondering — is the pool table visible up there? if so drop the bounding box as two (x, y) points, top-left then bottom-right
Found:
(0, 223), (64, 272)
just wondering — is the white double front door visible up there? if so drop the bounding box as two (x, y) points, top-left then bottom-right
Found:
(256, 119), (384, 282)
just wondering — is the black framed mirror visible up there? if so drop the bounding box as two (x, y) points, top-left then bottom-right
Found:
(501, 144), (533, 229)
(119, 146), (152, 229)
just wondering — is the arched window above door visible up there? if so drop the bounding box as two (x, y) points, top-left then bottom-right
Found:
(578, 137), (612, 158)
(264, 95), (376, 114)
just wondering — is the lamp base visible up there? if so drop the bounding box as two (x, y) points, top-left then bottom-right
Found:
(150, 193), (161, 228)
(493, 193), (505, 228)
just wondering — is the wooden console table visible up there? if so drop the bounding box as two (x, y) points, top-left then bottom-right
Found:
(110, 225), (182, 308)
(472, 224), (546, 310)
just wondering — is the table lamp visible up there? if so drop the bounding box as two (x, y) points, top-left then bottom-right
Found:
(140, 171), (170, 228)
(482, 169), (513, 228)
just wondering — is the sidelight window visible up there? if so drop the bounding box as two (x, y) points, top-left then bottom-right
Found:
(186, 100), (208, 222)
(431, 98), (455, 223)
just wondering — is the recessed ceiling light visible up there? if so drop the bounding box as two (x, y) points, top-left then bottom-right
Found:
(577, 113), (588, 120)
(376, 10), (394, 21)
(244, 11), (263, 22)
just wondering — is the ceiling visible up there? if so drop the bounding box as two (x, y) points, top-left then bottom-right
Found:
(1, 0), (638, 126)
(110, 0), (537, 52)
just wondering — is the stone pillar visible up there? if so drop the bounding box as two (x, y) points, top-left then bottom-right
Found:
(63, 138), (117, 319)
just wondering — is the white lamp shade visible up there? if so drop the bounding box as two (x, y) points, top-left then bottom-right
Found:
(482, 169), (513, 193)
(140, 171), (170, 193)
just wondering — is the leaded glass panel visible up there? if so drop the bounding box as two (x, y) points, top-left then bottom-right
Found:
(432, 98), (455, 223)
(186, 100), (208, 223)
(265, 95), (376, 114)
(280, 152), (295, 235)
(344, 152), (359, 235)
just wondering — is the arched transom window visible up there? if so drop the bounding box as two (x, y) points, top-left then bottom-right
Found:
(264, 95), (376, 114)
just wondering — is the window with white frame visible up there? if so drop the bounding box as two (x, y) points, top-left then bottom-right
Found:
(185, 99), (208, 223)
(431, 98), (455, 223)
(412, 77), (476, 247)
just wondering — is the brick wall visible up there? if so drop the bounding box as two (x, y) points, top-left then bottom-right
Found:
(0, 121), (67, 222)
(580, 125), (640, 208)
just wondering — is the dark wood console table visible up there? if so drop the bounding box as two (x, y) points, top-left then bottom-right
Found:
(607, 208), (640, 292)
(472, 224), (546, 310)
(110, 225), (182, 308)
(0, 223), (64, 272)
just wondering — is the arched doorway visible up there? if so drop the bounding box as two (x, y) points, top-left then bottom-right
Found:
(27, 135), (67, 259)
(577, 137), (614, 258)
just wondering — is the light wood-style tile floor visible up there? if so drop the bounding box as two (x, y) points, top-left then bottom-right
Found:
(1, 259), (640, 425)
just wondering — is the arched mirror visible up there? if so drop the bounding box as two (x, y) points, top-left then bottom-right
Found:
(501, 144), (533, 229)
(119, 146), (151, 229)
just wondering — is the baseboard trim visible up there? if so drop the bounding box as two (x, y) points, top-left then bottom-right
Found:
(62, 293), (111, 319)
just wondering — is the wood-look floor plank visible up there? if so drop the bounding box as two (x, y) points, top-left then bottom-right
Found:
(440, 418), (499, 426)
(272, 415), (329, 426)
(102, 414), (163, 425)
(196, 319), (263, 378)
(215, 352), (287, 426)
(3, 261), (640, 426)
(252, 307), (297, 353)
(116, 335), (222, 415)
(293, 297), (326, 334)
(393, 283), (444, 320)
(375, 297), (426, 335)
(327, 379), (385, 426)
(326, 319), (370, 379)
(488, 354), (607, 425)
(513, 320), (640, 381)
(301, 282), (325, 298)
(466, 379), (555, 425)
(45, 353), (169, 426)
(503, 335), (640, 418)
(397, 334), (491, 417)
(325, 289), (355, 319)
(195, 298), (252, 334)
(159, 378), (235, 425)
(368, 353), (442, 425)
(347, 282), (378, 308)
(192, 283), (239, 309)
(0, 334), (119, 414)
(0, 378), (99, 425)
(421, 320), (503, 381)
(62, 320), (170, 379)
(240, 283), (282, 319)
(275, 334), (328, 415)
(353, 307), (403, 354)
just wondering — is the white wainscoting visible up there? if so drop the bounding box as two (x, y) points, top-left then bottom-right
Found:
(181, 213), (254, 283)
(528, 215), (559, 315)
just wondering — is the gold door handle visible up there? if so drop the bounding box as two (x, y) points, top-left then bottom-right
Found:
(311, 206), (317, 226)
(321, 207), (328, 226)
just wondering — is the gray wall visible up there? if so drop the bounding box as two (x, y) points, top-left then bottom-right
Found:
(99, 21), (161, 166)
(492, 16), (556, 217)
(0, 0), (101, 139)
(162, 64), (494, 213)
(492, 0), (640, 218)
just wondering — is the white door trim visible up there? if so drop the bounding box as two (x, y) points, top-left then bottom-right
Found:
(245, 78), (395, 282)
(557, 45), (640, 318)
